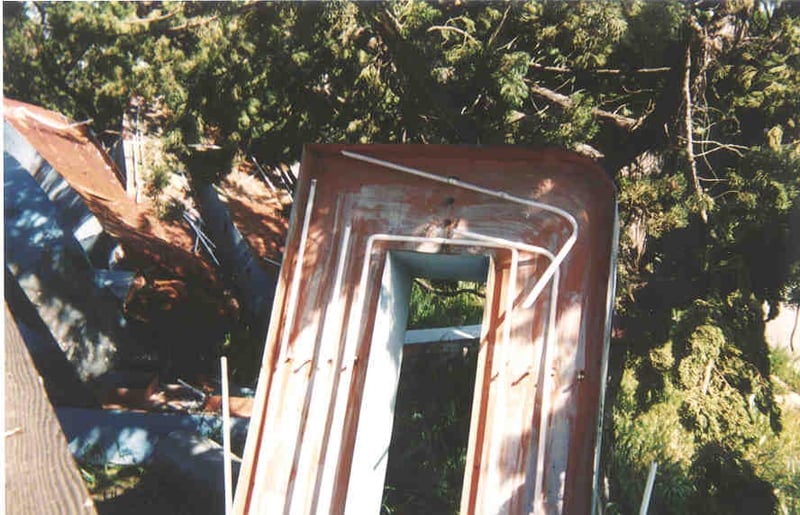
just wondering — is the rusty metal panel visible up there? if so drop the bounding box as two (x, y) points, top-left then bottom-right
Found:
(235, 145), (617, 514)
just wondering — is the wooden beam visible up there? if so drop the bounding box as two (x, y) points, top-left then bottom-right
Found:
(4, 304), (96, 514)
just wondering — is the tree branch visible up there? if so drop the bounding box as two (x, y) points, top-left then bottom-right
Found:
(166, 14), (220, 33)
(573, 142), (605, 161)
(683, 40), (708, 223)
(414, 278), (484, 298)
(427, 25), (478, 45)
(486, 4), (512, 50)
(530, 62), (672, 75)
(124, 11), (177, 26)
(526, 81), (640, 131)
(692, 140), (747, 158)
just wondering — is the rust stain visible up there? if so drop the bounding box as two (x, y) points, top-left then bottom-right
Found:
(4, 97), (231, 320)
(235, 145), (617, 514)
(219, 166), (289, 265)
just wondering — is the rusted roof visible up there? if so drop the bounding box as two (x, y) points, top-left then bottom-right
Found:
(3, 98), (224, 303)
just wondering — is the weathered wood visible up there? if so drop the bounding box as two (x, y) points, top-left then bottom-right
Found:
(4, 304), (96, 514)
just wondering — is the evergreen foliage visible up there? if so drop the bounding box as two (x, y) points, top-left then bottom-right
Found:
(5, 1), (800, 511)
(407, 279), (485, 330)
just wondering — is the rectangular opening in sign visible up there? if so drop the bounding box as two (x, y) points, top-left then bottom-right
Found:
(381, 272), (487, 514)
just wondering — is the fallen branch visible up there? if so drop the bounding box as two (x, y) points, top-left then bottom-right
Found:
(427, 25), (479, 45)
(413, 278), (484, 298)
(573, 142), (605, 160)
(124, 11), (177, 26)
(526, 81), (640, 131)
(486, 4), (512, 50)
(683, 42), (708, 223)
(530, 62), (672, 75)
(701, 358), (715, 395)
(166, 14), (220, 33)
(692, 139), (747, 157)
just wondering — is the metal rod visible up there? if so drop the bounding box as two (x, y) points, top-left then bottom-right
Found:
(250, 156), (277, 192)
(453, 229), (556, 267)
(177, 378), (206, 401)
(340, 150), (577, 309)
(452, 228), (561, 510)
(278, 179), (317, 363)
(282, 164), (298, 189)
(639, 461), (658, 515)
(278, 166), (295, 192)
(263, 256), (282, 268)
(592, 205), (620, 515)
(183, 213), (220, 266)
(184, 215), (217, 249)
(221, 356), (233, 515)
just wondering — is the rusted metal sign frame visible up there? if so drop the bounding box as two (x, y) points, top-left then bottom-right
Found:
(235, 145), (617, 514)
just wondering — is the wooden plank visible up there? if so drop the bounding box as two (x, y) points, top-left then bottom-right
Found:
(4, 304), (96, 515)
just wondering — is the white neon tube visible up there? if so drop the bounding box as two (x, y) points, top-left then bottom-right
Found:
(317, 233), (521, 514)
(332, 230), (563, 513)
(340, 150), (578, 308)
(278, 179), (317, 364)
(297, 224), (352, 515)
(453, 229), (559, 511)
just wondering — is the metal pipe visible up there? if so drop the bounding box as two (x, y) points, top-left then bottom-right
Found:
(639, 461), (658, 515)
(250, 156), (277, 192)
(183, 213), (220, 266)
(278, 179), (317, 364)
(340, 150), (578, 308)
(263, 256), (282, 268)
(221, 356), (233, 515)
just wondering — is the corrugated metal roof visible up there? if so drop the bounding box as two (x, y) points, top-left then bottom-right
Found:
(3, 98), (219, 285)
(3, 98), (229, 320)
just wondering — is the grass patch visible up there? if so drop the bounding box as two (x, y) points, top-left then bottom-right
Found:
(80, 463), (146, 502)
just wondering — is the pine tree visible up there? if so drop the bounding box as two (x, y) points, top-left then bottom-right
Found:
(5, 1), (800, 511)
